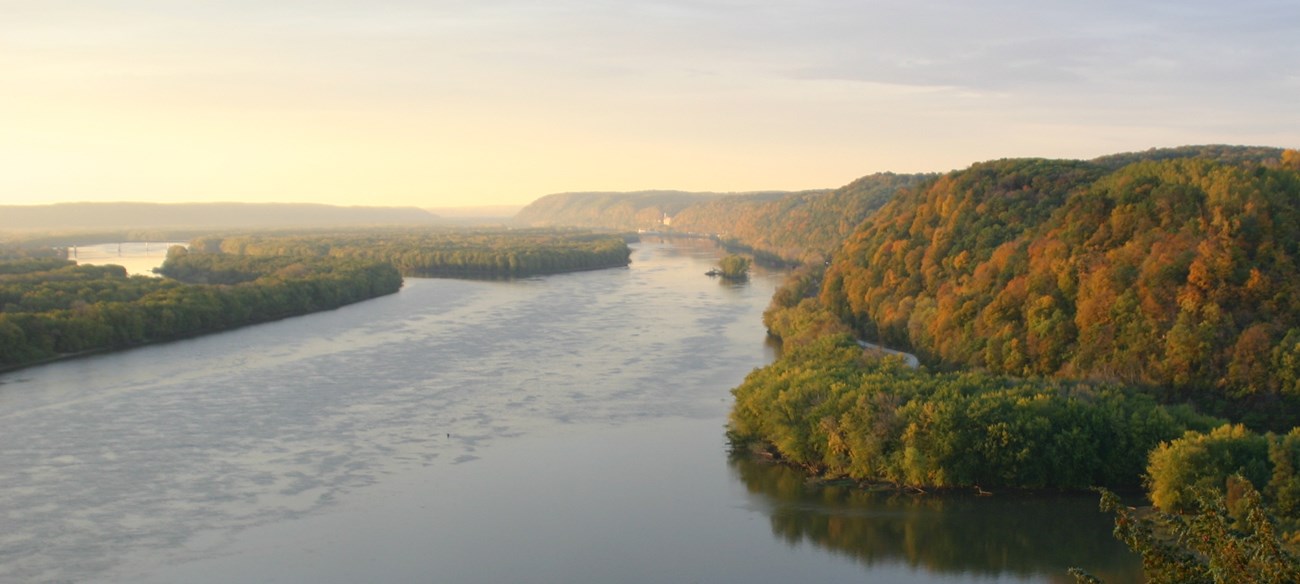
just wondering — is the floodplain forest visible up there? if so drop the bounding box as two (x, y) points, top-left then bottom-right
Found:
(0, 228), (631, 371)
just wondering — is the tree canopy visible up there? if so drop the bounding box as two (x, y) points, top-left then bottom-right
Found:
(821, 152), (1300, 429)
(0, 253), (401, 370)
(190, 228), (631, 278)
(728, 334), (1220, 490)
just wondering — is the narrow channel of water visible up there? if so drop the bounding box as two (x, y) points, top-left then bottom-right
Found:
(72, 241), (187, 276)
(0, 239), (1141, 583)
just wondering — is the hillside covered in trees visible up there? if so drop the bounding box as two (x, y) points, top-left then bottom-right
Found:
(728, 148), (1300, 577)
(731, 145), (1300, 503)
(821, 148), (1300, 427)
(513, 174), (931, 262)
(670, 173), (934, 263)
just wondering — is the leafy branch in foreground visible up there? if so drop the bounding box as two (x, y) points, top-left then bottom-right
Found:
(1071, 479), (1300, 584)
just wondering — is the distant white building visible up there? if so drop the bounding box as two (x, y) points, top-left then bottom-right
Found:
(661, 213), (672, 226)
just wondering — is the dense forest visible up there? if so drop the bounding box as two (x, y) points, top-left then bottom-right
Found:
(822, 149), (1300, 427)
(729, 333), (1220, 490)
(8, 144), (1299, 577)
(188, 229), (632, 278)
(0, 228), (630, 371)
(0, 252), (401, 371)
(724, 146), (1300, 576)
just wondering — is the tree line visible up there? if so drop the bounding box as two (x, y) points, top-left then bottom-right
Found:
(0, 228), (631, 371)
(189, 228), (632, 277)
(0, 252), (401, 370)
(728, 333), (1220, 491)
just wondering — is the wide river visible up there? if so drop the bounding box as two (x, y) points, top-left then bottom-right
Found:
(0, 239), (1142, 583)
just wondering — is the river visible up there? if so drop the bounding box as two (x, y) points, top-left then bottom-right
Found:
(0, 239), (1142, 583)
(72, 241), (187, 276)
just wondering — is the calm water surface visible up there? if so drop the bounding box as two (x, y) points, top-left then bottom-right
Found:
(72, 241), (188, 276)
(0, 240), (1142, 583)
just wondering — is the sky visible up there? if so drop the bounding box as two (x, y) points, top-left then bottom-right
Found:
(2, 0), (1298, 209)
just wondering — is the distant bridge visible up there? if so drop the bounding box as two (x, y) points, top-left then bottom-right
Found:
(66, 241), (176, 260)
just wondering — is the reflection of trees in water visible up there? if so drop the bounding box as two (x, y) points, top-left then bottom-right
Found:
(729, 456), (1143, 584)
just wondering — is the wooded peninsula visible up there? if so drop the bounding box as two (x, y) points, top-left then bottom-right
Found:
(0, 229), (631, 371)
(516, 145), (1300, 580)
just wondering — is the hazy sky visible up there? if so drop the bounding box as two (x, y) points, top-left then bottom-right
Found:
(3, 1), (1298, 208)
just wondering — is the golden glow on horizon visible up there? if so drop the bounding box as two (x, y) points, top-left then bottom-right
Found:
(2, 2), (1297, 208)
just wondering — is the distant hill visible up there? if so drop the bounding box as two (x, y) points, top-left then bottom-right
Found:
(428, 205), (525, 223)
(669, 173), (933, 261)
(0, 202), (441, 234)
(820, 145), (1300, 426)
(513, 178), (932, 262)
(514, 190), (783, 230)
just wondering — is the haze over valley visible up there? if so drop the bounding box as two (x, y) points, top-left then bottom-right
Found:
(3, 1), (1300, 582)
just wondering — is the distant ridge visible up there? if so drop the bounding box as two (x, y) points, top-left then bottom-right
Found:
(513, 190), (810, 231)
(512, 179), (932, 262)
(0, 202), (441, 233)
(425, 205), (522, 219)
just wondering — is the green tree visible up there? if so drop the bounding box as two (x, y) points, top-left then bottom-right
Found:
(718, 254), (751, 280)
(1072, 481), (1300, 584)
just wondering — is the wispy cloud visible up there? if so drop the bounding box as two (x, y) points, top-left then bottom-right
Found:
(1, 0), (1296, 206)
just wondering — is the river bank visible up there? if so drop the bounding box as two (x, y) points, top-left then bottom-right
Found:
(0, 241), (1142, 583)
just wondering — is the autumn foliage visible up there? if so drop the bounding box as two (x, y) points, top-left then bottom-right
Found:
(822, 151), (1300, 428)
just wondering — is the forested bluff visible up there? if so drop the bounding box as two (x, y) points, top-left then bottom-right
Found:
(516, 145), (1300, 579)
(0, 230), (631, 371)
(515, 173), (935, 264)
(6, 146), (1300, 578)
